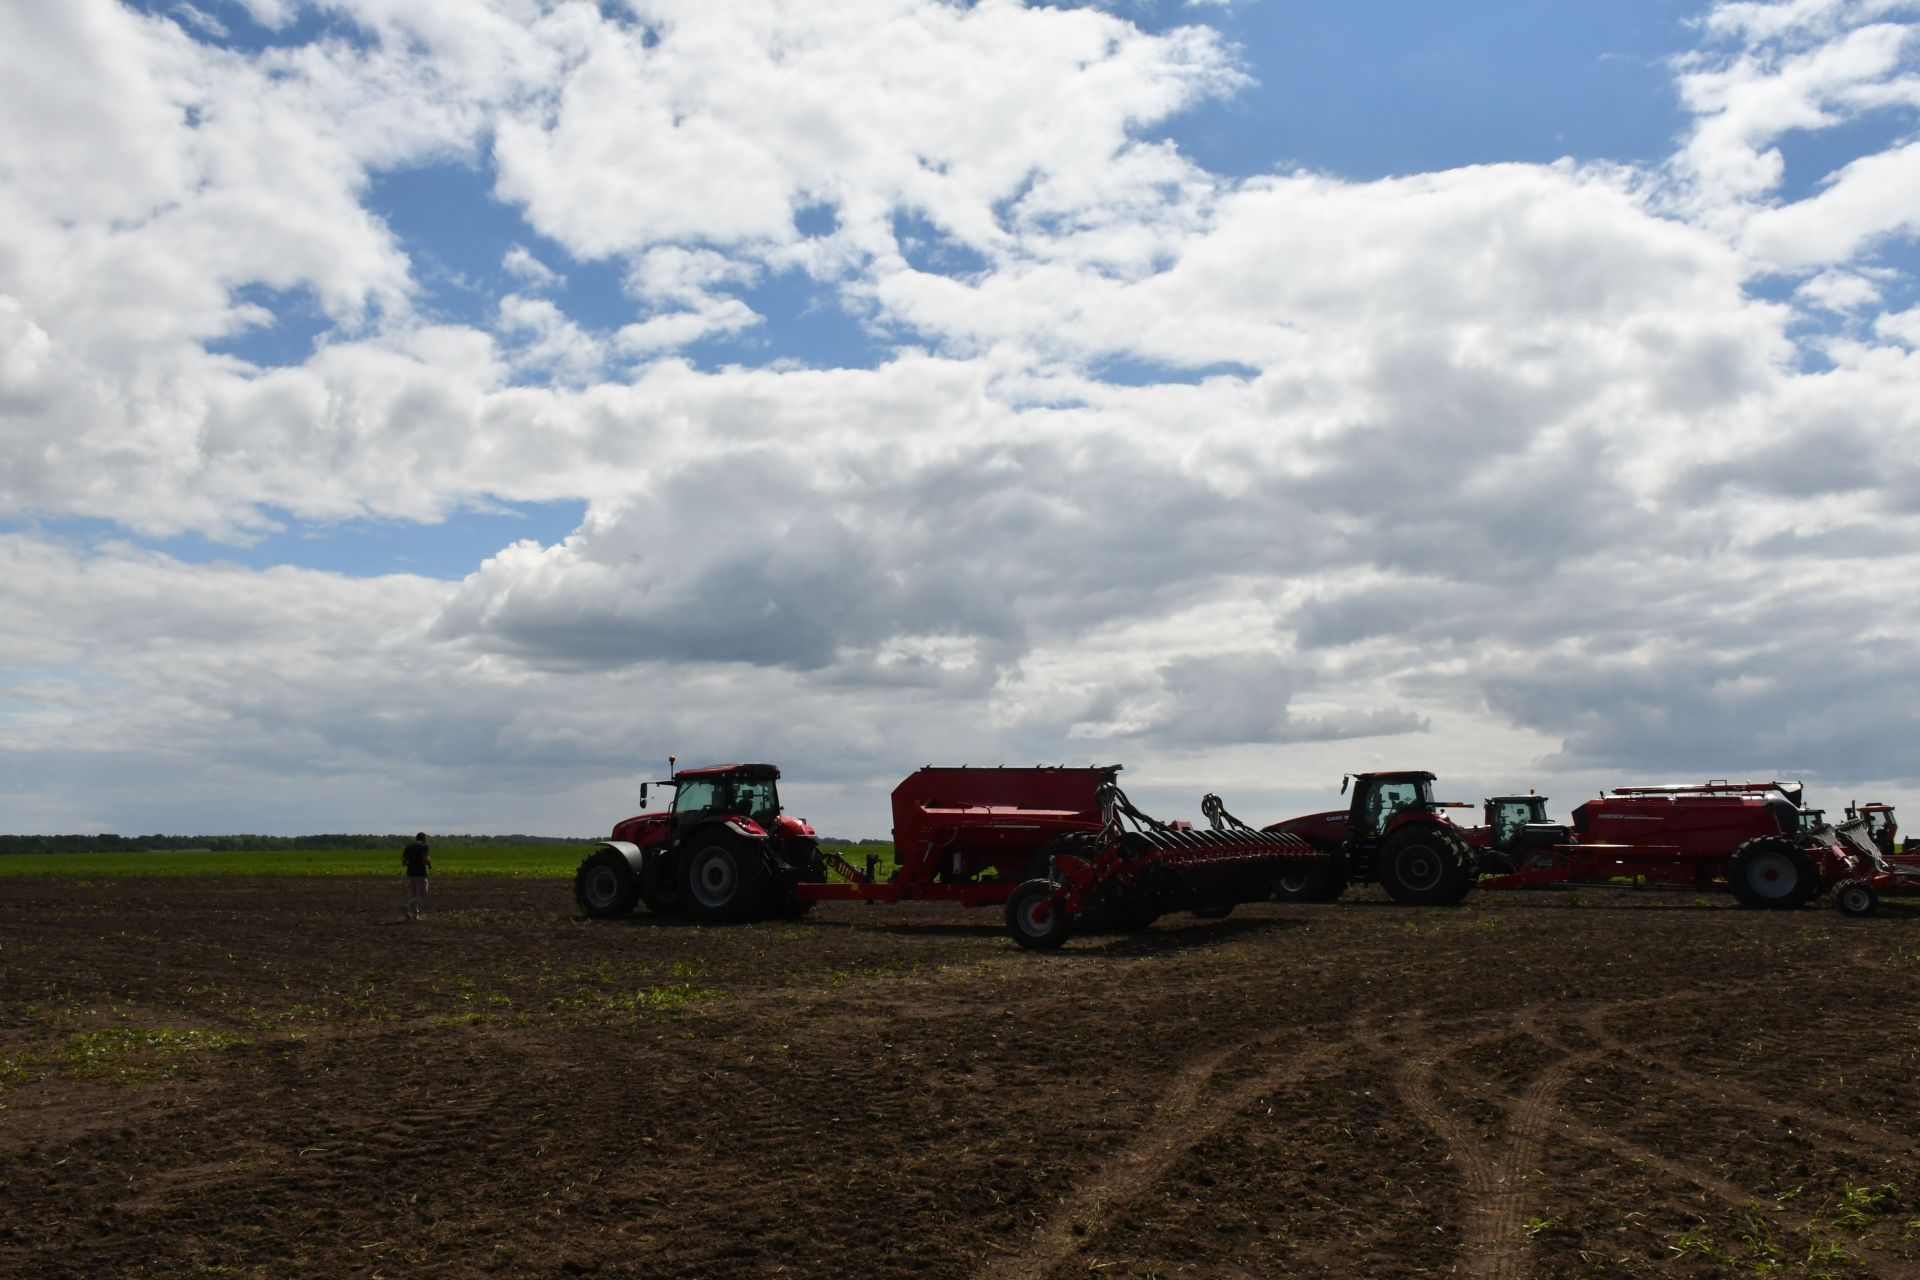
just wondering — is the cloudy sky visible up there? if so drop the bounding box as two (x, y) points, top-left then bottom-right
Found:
(3, 0), (1918, 839)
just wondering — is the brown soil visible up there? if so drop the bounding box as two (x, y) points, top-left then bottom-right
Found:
(2, 879), (1919, 1279)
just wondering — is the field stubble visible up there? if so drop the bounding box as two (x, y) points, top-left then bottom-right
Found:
(1, 878), (1917, 1279)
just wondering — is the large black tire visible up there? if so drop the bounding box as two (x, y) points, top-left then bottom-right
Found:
(1272, 861), (1346, 903)
(680, 833), (771, 922)
(575, 848), (642, 919)
(1377, 825), (1474, 906)
(1727, 837), (1819, 909)
(1006, 879), (1073, 951)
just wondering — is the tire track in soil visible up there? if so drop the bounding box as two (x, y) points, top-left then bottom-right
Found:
(975, 1012), (1374, 1280)
(1389, 1006), (1578, 1280)
(1576, 998), (1918, 1166)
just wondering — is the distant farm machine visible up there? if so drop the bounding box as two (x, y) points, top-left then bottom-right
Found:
(1259, 772), (1898, 915)
(575, 762), (1326, 947)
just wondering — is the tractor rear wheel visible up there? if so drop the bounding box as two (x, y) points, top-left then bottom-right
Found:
(1834, 879), (1880, 918)
(575, 848), (642, 920)
(1272, 862), (1345, 903)
(680, 834), (771, 922)
(1727, 837), (1819, 910)
(1377, 826), (1474, 906)
(1006, 879), (1072, 951)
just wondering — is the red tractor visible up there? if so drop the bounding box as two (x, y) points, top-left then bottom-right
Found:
(574, 762), (825, 922)
(1265, 771), (1483, 905)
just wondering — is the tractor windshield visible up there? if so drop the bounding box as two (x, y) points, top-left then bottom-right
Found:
(1865, 809), (1894, 842)
(674, 780), (724, 818)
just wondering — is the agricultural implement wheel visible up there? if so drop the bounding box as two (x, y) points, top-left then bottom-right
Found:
(575, 849), (642, 920)
(681, 834), (770, 922)
(1272, 863), (1345, 903)
(1834, 879), (1881, 918)
(1377, 826), (1474, 906)
(1727, 837), (1818, 910)
(1007, 879), (1072, 951)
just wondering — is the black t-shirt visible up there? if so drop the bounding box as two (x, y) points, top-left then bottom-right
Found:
(402, 841), (430, 876)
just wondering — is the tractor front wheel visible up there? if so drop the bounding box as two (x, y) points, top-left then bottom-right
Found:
(1727, 837), (1818, 910)
(1377, 827), (1474, 906)
(575, 848), (642, 920)
(1006, 879), (1073, 951)
(681, 834), (771, 922)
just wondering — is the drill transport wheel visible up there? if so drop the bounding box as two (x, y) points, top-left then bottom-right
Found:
(1835, 879), (1880, 918)
(1006, 879), (1073, 951)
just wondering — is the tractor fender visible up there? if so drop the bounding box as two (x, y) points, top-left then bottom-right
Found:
(599, 840), (648, 873)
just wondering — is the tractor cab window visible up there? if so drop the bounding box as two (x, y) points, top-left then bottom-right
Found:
(1361, 779), (1429, 837)
(1865, 810), (1893, 841)
(733, 778), (780, 827)
(674, 780), (723, 818)
(1488, 800), (1539, 851)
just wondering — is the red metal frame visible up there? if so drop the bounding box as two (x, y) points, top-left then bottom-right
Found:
(796, 765), (1118, 907)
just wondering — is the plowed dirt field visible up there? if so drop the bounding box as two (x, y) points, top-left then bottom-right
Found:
(2, 879), (1918, 1279)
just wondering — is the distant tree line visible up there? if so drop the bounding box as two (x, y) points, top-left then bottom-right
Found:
(0, 833), (593, 855)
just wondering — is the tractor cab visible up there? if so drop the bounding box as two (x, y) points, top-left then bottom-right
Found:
(615, 762), (787, 847)
(667, 764), (783, 835)
(1476, 794), (1572, 870)
(1349, 771), (1438, 841)
(1846, 802), (1899, 856)
(1484, 795), (1551, 851)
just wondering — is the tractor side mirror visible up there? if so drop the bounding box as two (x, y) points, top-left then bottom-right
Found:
(640, 782), (649, 806)
(1340, 775), (1351, 795)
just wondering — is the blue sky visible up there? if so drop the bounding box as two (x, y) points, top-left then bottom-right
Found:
(3, 0), (1919, 835)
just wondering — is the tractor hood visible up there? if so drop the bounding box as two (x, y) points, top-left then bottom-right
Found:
(1266, 809), (1348, 845)
(610, 810), (673, 844)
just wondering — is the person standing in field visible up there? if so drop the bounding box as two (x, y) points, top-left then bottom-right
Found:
(402, 832), (431, 920)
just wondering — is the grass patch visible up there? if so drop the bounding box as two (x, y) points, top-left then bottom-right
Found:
(633, 982), (718, 1013)
(0, 844), (591, 878)
(64, 1027), (251, 1080)
(550, 981), (722, 1019)
(0, 840), (893, 879)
